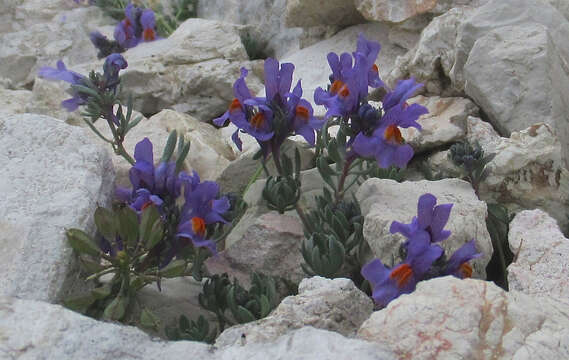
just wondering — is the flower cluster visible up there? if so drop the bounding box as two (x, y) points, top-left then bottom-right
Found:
(89, 3), (159, 58)
(214, 59), (325, 160)
(315, 34), (427, 169)
(115, 138), (229, 261)
(361, 193), (481, 308)
(38, 53), (127, 112)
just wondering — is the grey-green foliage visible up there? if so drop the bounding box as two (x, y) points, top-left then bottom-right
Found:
(301, 188), (364, 278)
(241, 31), (270, 60)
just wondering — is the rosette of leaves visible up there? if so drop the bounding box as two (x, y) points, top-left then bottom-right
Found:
(485, 203), (514, 290)
(164, 315), (217, 343)
(301, 188), (365, 278)
(448, 140), (495, 194)
(262, 149), (302, 214)
(64, 203), (188, 323)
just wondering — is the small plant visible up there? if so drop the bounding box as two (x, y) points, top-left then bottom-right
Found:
(241, 31), (271, 60)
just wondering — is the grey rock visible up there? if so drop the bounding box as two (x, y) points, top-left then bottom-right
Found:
(215, 277), (374, 348)
(285, 0), (365, 28)
(0, 113), (114, 302)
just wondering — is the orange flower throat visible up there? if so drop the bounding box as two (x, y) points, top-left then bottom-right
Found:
(390, 263), (413, 288)
(384, 124), (404, 144)
(191, 217), (206, 237)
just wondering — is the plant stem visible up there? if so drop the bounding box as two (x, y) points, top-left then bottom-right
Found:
(335, 155), (356, 203)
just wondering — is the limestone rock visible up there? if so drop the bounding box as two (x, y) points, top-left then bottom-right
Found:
(215, 277), (374, 347)
(0, 88), (32, 115)
(356, 178), (492, 278)
(358, 276), (569, 360)
(508, 209), (569, 306)
(398, 95), (478, 153)
(355, 0), (438, 23)
(464, 24), (569, 139)
(77, 19), (263, 121)
(0, 113), (114, 302)
(27, 77), (84, 126)
(285, 0), (365, 28)
(472, 122), (569, 230)
(206, 211), (306, 284)
(0, 6), (113, 88)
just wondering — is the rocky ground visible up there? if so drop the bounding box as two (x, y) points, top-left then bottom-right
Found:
(1, 0), (569, 359)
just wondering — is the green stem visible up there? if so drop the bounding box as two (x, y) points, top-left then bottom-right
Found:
(335, 155), (356, 203)
(83, 118), (114, 144)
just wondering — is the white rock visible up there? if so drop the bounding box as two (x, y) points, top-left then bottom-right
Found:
(358, 276), (569, 360)
(0, 113), (114, 302)
(219, 326), (397, 360)
(0, 6), (113, 88)
(356, 178), (492, 278)
(77, 19), (263, 121)
(26, 77), (84, 126)
(508, 209), (569, 306)
(387, 7), (473, 95)
(0, 296), (214, 359)
(285, 0), (365, 28)
(0, 88), (32, 115)
(354, 0), (438, 23)
(215, 277), (374, 348)
(473, 122), (569, 230)
(464, 24), (569, 139)
(429, 0), (490, 15)
(398, 95), (478, 153)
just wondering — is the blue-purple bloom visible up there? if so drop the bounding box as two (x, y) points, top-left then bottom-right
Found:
(445, 240), (481, 279)
(361, 193), (480, 308)
(116, 138), (183, 212)
(176, 172), (230, 255)
(38, 53), (127, 112)
(214, 58), (323, 158)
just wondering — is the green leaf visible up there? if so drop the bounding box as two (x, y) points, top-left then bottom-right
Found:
(179, 315), (190, 331)
(66, 228), (101, 257)
(71, 84), (100, 99)
(161, 130), (178, 163)
(91, 285), (112, 300)
(126, 115), (143, 133)
(94, 207), (118, 241)
(259, 294), (271, 317)
(159, 259), (187, 278)
(328, 236), (346, 274)
(117, 205), (139, 249)
(146, 220), (164, 250)
(140, 205), (161, 248)
(140, 308), (160, 330)
(176, 140), (191, 173)
(64, 294), (97, 313)
(235, 305), (256, 323)
(103, 295), (127, 321)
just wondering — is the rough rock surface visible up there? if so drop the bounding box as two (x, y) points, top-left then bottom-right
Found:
(77, 19), (263, 121)
(355, 0), (438, 23)
(0, 5), (113, 88)
(508, 209), (569, 306)
(464, 24), (569, 140)
(215, 277), (374, 348)
(206, 211), (306, 284)
(356, 178), (492, 278)
(0, 295), (396, 360)
(285, 0), (365, 28)
(398, 95), (478, 153)
(0, 113), (114, 302)
(0, 88), (32, 115)
(472, 122), (569, 230)
(358, 276), (569, 360)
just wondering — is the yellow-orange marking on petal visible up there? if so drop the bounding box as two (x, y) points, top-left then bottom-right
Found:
(330, 80), (345, 95)
(143, 28), (156, 41)
(141, 201), (153, 210)
(459, 263), (473, 278)
(384, 124), (404, 144)
(229, 98), (241, 113)
(372, 64), (379, 73)
(250, 112), (265, 129)
(390, 263), (413, 288)
(296, 106), (310, 122)
(191, 217), (206, 237)
(339, 85), (350, 98)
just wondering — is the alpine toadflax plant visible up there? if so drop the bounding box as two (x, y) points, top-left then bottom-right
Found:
(362, 193), (481, 308)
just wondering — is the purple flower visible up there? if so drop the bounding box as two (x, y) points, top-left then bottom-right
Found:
(382, 77), (423, 111)
(215, 59), (322, 157)
(362, 232), (443, 307)
(117, 138), (183, 211)
(314, 33), (384, 119)
(176, 173), (230, 254)
(103, 53), (128, 86)
(38, 60), (88, 111)
(114, 3), (142, 49)
(350, 81), (427, 168)
(445, 240), (481, 279)
(390, 193), (453, 245)
(140, 9), (157, 42)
